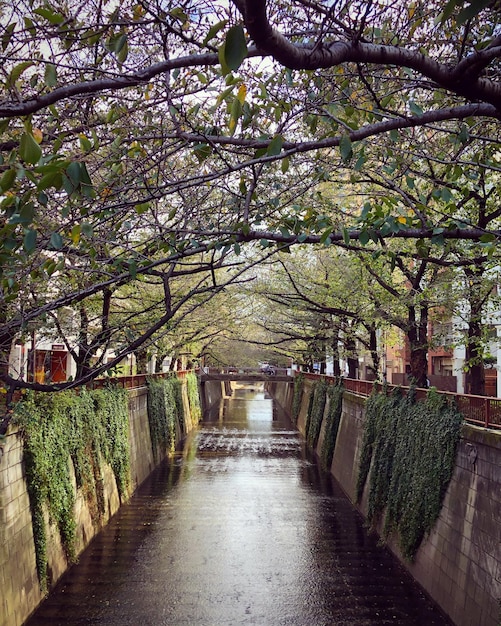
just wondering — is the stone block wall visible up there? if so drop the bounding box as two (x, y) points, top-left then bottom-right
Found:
(333, 392), (501, 626)
(267, 379), (501, 626)
(0, 381), (195, 626)
(0, 429), (41, 626)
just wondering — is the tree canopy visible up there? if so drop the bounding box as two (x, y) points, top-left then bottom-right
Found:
(1, 0), (500, 395)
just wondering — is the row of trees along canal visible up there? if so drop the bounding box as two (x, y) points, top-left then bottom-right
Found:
(1, 0), (501, 407)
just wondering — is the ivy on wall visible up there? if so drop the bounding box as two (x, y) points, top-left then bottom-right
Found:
(319, 380), (344, 470)
(291, 373), (304, 424)
(146, 376), (184, 460)
(305, 378), (328, 449)
(356, 387), (463, 560)
(14, 386), (130, 591)
(186, 372), (202, 426)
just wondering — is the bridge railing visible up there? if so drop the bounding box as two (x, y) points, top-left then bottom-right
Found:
(300, 372), (501, 431)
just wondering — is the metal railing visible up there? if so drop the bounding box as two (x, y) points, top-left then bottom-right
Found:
(300, 372), (501, 431)
(88, 370), (190, 390)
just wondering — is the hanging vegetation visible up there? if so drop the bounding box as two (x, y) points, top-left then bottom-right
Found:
(146, 376), (184, 460)
(186, 372), (202, 426)
(14, 386), (130, 591)
(291, 373), (304, 424)
(319, 379), (344, 470)
(306, 378), (328, 449)
(356, 387), (463, 560)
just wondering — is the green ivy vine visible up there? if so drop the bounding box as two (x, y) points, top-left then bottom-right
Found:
(319, 379), (344, 470)
(356, 387), (463, 561)
(186, 372), (201, 426)
(147, 376), (184, 460)
(14, 386), (130, 591)
(306, 378), (328, 449)
(291, 373), (304, 424)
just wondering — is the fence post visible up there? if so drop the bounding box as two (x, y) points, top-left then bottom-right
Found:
(485, 399), (490, 428)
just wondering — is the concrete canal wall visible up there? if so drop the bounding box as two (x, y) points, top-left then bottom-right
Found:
(198, 378), (226, 417)
(269, 378), (501, 626)
(0, 382), (197, 626)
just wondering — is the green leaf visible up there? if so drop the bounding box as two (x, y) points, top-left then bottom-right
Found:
(66, 161), (82, 185)
(320, 227), (333, 245)
(204, 19), (228, 44)
(233, 242), (241, 255)
(23, 17), (36, 35)
(34, 7), (65, 24)
(193, 143), (212, 162)
(50, 232), (63, 249)
(267, 134), (283, 156)
(409, 101), (423, 116)
(0, 169), (16, 192)
(79, 163), (94, 198)
(440, 0), (459, 22)
(479, 233), (495, 243)
(7, 61), (35, 88)
(19, 133), (42, 164)
(223, 25), (247, 71)
(458, 125), (469, 144)
(339, 135), (353, 162)
(23, 229), (37, 253)
(342, 227), (350, 245)
(38, 171), (63, 191)
(117, 38), (128, 64)
(134, 203), (150, 214)
(281, 157), (290, 174)
(45, 63), (57, 87)
(81, 223), (93, 237)
(354, 155), (366, 171)
(128, 260), (137, 279)
(169, 7), (189, 22)
(79, 134), (92, 152)
(218, 42), (230, 76)
(457, 0), (491, 23)
(359, 230), (370, 246)
(228, 97), (242, 135)
(2, 23), (16, 51)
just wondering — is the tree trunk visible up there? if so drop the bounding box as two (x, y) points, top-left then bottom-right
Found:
(344, 332), (358, 379)
(407, 303), (429, 388)
(331, 326), (341, 377)
(135, 347), (148, 374)
(155, 352), (168, 373)
(464, 319), (485, 396)
(464, 267), (487, 396)
(368, 323), (379, 380)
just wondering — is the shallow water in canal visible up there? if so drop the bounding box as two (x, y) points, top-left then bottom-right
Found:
(26, 387), (453, 626)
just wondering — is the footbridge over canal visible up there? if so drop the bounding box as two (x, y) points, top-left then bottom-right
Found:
(198, 367), (293, 383)
(198, 367), (294, 416)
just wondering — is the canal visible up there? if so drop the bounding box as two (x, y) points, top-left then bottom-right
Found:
(26, 386), (453, 625)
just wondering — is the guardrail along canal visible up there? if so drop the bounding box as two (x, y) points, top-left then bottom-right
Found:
(26, 386), (453, 625)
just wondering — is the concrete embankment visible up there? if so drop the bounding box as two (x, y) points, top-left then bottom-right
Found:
(268, 377), (501, 626)
(0, 379), (197, 626)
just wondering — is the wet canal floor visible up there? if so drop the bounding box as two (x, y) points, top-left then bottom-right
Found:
(25, 387), (454, 625)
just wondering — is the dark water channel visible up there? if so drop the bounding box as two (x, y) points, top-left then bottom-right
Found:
(26, 387), (453, 626)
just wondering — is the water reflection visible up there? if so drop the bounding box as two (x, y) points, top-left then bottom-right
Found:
(26, 385), (452, 626)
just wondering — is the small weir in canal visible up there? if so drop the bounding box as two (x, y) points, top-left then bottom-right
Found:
(26, 386), (453, 626)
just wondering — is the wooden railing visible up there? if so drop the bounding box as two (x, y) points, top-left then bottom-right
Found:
(301, 372), (501, 431)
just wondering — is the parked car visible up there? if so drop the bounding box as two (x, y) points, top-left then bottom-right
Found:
(260, 364), (276, 375)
